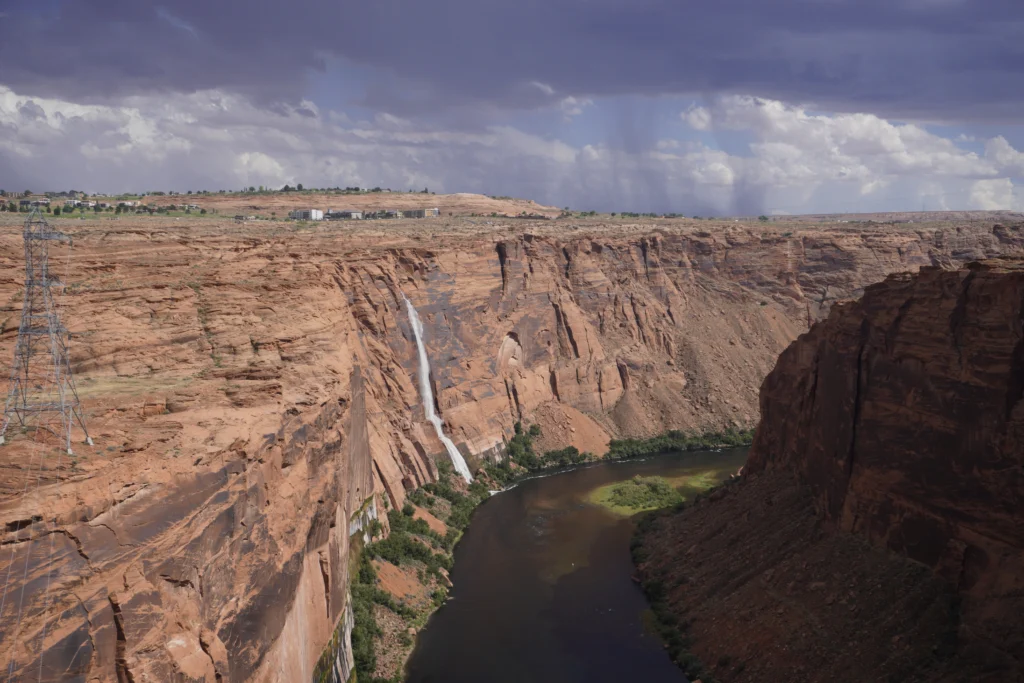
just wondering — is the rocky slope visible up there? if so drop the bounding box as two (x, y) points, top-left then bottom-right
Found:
(0, 213), (1019, 681)
(637, 258), (1024, 682)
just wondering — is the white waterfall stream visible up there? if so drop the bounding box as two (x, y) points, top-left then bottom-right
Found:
(402, 294), (473, 482)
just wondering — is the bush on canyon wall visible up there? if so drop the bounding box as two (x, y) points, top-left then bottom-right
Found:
(543, 446), (591, 468)
(351, 557), (384, 681)
(366, 510), (451, 579)
(422, 460), (492, 546)
(349, 551), (419, 683)
(348, 424), (755, 682)
(631, 518), (719, 683)
(485, 423), (596, 485)
(349, 473), (489, 683)
(607, 426), (754, 460)
(484, 423), (754, 488)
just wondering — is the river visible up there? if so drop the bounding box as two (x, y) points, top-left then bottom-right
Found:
(405, 447), (750, 683)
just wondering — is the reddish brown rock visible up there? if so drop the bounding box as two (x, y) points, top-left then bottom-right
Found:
(638, 257), (1024, 683)
(748, 258), (1024, 674)
(411, 505), (447, 536)
(0, 213), (1019, 681)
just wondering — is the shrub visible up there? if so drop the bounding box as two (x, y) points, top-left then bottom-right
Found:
(484, 460), (516, 486)
(606, 427), (754, 461)
(406, 489), (432, 508)
(634, 505), (724, 683)
(605, 476), (682, 511)
(370, 511), (447, 572)
(543, 446), (590, 468)
(351, 582), (380, 676)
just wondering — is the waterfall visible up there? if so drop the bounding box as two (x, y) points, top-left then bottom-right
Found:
(402, 294), (473, 482)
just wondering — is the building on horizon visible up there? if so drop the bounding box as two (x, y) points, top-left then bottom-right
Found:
(288, 209), (324, 221)
(326, 210), (363, 220)
(402, 208), (440, 219)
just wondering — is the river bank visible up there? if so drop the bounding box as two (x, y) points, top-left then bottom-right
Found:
(344, 425), (753, 682)
(406, 445), (750, 682)
(631, 470), (983, 683)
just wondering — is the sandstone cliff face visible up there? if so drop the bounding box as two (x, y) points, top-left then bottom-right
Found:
(747, 259), (1024, 675)
(635, 257), (1024, 683)
(0, 215), (1019, 681)
(637, 470), (985, 683)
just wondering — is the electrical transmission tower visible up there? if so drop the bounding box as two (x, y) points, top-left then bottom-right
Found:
(0, 208), (91, 454)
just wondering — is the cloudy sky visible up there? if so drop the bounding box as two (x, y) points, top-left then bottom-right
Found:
(1, 0), (1022, 214)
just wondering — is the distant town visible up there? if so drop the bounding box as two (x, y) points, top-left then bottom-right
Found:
(0, 188), (704, 222)
(281, 207), (439, 222)
(0, 187), (446, 221)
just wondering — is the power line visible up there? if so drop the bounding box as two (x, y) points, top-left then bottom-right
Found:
(0, 208), (93, 677)
(0, 208), (92, 453)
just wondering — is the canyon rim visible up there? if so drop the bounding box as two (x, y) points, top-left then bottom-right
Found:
(0, 205), (1022, 680)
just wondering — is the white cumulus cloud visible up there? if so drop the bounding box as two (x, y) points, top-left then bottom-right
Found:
(1, 87), (1022, 215)
(682, 105), (712, 131)
(559, 96), (593, 122)
(676, 95), (1024, 213)
(969, 178), (1016, 210)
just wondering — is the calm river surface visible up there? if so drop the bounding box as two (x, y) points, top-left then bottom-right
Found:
(405, 447), (749, 683)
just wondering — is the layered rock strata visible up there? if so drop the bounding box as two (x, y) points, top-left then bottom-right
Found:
(0, 215), (1019, 681)
(638, 258), (1024, 682)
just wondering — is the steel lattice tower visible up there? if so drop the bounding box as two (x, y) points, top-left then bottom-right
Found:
(0, 208), (91, 454)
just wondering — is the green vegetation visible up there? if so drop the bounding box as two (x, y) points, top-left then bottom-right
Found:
(589, 468), (727, 516)
(541, 446), (592, 468)
(256, 185), (409, 195)
(365, 507), (450, 580)
(340, 515), (436, 683)
(482, 423), (752, 490)
(606, 427), (754, 460)
(312, 543), (384, 683)
(340, 461), (495, 682)
(632, 499), (722, 683)
(629, 476), (750, 683)
(348, 553), (402, 683)
(672, 470), (722, 495)
(331, 423), (755, 681)
(422, 460), (492, 539)
(483, 422), (596, 487)
(591, 476), (683, 515)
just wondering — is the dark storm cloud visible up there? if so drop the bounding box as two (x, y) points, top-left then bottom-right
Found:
(1, 0), (1021, 121)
